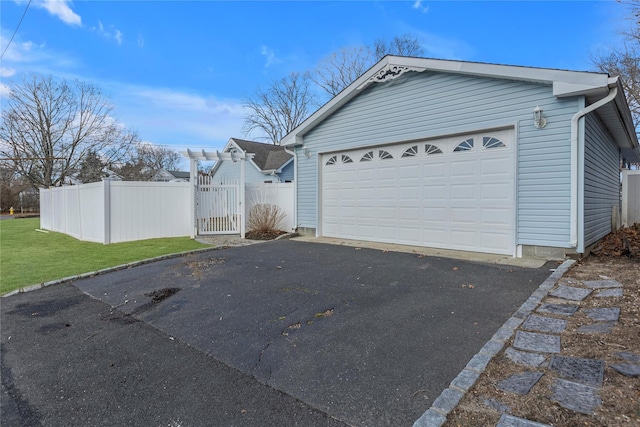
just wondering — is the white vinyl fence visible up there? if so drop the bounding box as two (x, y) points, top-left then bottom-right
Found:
(622, 170), (640, 226)
(40, 180), (295, 244)
(40, 180), (191, 244)
(245, 182), (295, 232)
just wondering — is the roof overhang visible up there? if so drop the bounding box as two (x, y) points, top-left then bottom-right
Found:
(281, 56), (639, 161)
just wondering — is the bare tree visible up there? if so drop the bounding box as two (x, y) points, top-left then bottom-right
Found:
(373, 33), (425, 60)
(242, 72), (316, 144)
(134, 142), (182, 172)
(0, 75), (138, 188)
(113, 142), (182, 181)
(312, 34), (425, 98)
(311, 45), (374, 97)
(592, 1), (640, 168)
(593, 0), (640, 125)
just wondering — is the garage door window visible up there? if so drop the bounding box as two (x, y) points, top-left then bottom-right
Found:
(425, 144), (443, 155)
(453, 138), (474, 152)
(361, 151), (374, 162)
(379, 150), (393, 160)
(402, 146), (419, 157)
(326, 155), (337, 166)
(341, 155), (354, 163)
(483, 136), (506, 149)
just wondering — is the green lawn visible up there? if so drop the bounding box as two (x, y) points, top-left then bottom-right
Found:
(0, 218), (209, 295)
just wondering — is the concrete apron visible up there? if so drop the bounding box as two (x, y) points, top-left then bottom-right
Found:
(293, 236), (548, 269)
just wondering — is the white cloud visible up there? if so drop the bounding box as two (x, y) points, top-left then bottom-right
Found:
(137, 34), (145, 48)
(109, 84), (247, 151)
(260, 45), (281, 68)
(0, 67), (16, 77)
(0, 31), (79, 75)
(91, 21), (124, 45)
(412, 0), (429, 14)
(0, 83), (11, 98)
(34, 0), (82, 26)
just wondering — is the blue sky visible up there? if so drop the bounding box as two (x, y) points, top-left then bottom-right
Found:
(0, 0), (633, 166)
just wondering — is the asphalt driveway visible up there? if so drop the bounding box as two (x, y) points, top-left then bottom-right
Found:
(2, 240), (554, 426)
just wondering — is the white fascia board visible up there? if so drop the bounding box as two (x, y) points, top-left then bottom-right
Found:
(394, 56), (609, 88)
(553, 81), (610, 98)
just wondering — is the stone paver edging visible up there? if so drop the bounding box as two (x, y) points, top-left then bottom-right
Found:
(413, 259), (576, 427)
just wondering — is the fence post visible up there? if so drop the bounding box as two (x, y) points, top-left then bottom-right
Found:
(189, 159), (197, 238)
(77, 184), (83, 241)
(240, 159), (246, 238)
(103, 179), (111, 244)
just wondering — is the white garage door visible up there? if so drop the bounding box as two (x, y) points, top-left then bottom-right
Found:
(321, 129), (515, 255)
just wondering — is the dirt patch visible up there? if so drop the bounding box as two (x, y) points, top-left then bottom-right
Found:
(445, 250), (640, 426)
(245, 230), (287, 240)
(145, 288), (181, 303)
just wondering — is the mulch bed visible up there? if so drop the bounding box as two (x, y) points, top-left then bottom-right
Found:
(245, 229), (288, 240)
(591, 225), (640, 257)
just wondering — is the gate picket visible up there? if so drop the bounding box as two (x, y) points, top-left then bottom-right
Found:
(196, 176), (240, 234)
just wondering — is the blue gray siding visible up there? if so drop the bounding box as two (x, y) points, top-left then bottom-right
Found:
(583, 113), (620, 247)
(212, 160), (268, 183)
(279, 161), (294, 182)
(296, 70), (580, 248)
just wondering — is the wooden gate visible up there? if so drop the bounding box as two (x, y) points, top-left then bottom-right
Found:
(196, 176), (240, 234)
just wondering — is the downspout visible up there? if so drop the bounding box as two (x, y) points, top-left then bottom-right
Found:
(283, 146), (297, 232)
(569, 85), (617, 248)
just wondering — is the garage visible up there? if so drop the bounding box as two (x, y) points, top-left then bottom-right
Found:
(321, 129), (515, 255)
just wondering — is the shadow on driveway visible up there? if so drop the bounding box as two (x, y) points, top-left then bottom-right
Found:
(70, 240), (554, 426)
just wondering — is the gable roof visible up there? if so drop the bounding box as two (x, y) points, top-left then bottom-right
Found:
(281, 56), (639, 162)
(212, 138), (293, 174)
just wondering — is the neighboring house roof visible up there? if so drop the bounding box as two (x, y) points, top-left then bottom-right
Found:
(167, 170), (190, 179)
(281, 55), (640, 162)
(211, 138), (293, 175)
(152, 169), (190, 181)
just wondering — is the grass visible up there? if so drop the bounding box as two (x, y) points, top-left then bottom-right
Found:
(0, 218), (209, 295)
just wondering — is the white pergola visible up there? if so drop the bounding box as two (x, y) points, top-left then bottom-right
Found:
(182, 149), (255, 238)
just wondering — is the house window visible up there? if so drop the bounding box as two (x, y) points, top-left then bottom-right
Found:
(425, 144), (443, 155)
(326, 155), (338, 165)
(402, 145), (418, 157)
(341, 155), (353, 163)
(453, 138), (474, 152)
(360, 151), (374, 162)
(483, 136), (506, 149)
(379, 150), (393, 160)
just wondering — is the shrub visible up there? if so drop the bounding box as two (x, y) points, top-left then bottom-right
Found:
(247, 203), (286, 233)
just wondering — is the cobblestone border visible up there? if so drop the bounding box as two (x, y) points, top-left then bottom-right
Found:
(1, 246), (224, 299)
(413, 259), (576, 427)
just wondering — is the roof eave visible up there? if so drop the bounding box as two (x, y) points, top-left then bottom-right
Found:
(281, 56), (614, 147)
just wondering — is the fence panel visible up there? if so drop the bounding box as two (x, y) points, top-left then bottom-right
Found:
(78, 183), (106, 243)
(622, 170), (640, 226)
(245, 182), (295, 232)
(109, 181), (190, 243)
(40, 181), (190, 244)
